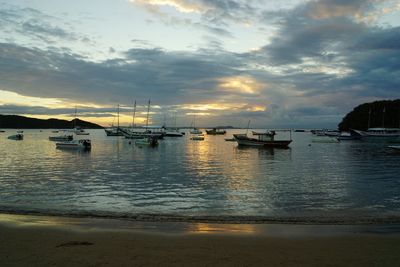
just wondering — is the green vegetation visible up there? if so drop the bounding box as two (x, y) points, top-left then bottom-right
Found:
(0, 115), (103, 129)
(338, 99), (400, 131)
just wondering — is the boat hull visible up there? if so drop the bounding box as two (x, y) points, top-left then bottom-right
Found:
(206, 130), (226, 135)
(233, 135), (291, 148)
(8, 134), (23, 140)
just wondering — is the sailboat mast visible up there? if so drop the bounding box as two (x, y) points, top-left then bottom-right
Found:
(382, 107), (386, 128)
(132, 100), (136, 128)
(74, 106), (77, 128)
(117, 104), (120, 128)
(145, 99), (150, 130)
(246, 120), (251, 134)
(367, 107), (371, 129)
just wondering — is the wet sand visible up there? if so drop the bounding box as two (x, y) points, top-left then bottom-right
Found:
(1, 214), (400, 267)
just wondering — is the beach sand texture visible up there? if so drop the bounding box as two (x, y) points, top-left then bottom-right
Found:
(1, 216), (400, 266)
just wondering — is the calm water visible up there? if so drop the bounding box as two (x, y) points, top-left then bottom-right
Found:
(0, 129), (399, 223)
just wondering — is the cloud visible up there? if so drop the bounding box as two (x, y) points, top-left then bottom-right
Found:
(130, 0), (260, 37)
(1, 0), (400, 128)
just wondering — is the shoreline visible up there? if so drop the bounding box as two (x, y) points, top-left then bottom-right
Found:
(2, 210), (400, 225)
(1, 214), (400, 266)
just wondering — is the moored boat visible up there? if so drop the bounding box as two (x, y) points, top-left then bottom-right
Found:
(105, 127), (124, 136)
(73, 126), (89, 135)
(234, 131), (291, 148)
(56, 139), (91, 149)
(164, 128), (184, 137)
(352, 128), (400, 138)
(336, 130), (362, 141)
(206, 128), (226, 135)
(312, 137), (340, 143)
(49, 132), (73, 141)
(190, 134), (204, 140)
(135, 136), (159, 146)
(8, 133), (23, 140)
(190, 128), (202, 134)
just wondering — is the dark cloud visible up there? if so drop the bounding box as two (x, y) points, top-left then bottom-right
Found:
(0, 43), (245, 106)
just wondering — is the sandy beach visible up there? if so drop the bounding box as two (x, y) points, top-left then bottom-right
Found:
(0, 214), (399, 266)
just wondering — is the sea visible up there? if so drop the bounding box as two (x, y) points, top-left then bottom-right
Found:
(1, 129), (399, 224)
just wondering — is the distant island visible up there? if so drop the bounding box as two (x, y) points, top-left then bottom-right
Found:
(0, 115), (103, 129)
(338, 99), (400, 131)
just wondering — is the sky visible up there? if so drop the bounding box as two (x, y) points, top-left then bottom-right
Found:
(0, 0), (400, 128)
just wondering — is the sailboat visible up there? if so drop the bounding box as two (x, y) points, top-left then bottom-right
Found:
(105, 105), (124, 136)
(135, 99), (159, 146)
(352, 107), (400, 138)
(190, 115), (202, 134)
(72, 107), (89, 135)
(163, 113), (184, 137)
(120, 100), (164, 140)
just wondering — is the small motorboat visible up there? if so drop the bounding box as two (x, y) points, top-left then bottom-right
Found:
(73, 127), (89, 135)
(49, 133), (73, 141)
(52, 130), (59, 133)
(164, 129), (184, 137)
(190, 128), (202, 134)
(388, 145), (400, 150)
(135, 136), (159, 146)
(8, 134), (24, 140)
(190, 134), (204, 141)
(56, 139), (91, 149)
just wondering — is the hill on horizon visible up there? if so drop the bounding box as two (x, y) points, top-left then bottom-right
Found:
(338, 99), (400, 131)
(0, 114), (103, 129)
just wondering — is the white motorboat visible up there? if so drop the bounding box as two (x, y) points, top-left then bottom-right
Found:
(73, 127), (89, 135)
(164, 128), (184, 137)
(56, 139), (91, 149)
(8, 133), (23, 140)
(388, 145), (400, 150)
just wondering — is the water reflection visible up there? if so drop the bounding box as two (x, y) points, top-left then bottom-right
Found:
(0, 129), (399, 220)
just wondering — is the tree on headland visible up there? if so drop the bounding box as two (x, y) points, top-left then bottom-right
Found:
(338, 99), (400, 131)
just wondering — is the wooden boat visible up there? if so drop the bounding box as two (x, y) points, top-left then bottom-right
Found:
(8, 134), (23, 140)
(206, 128), (226, 135)
(56, 139), (91, 149)
(234, 131), (291, 148)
